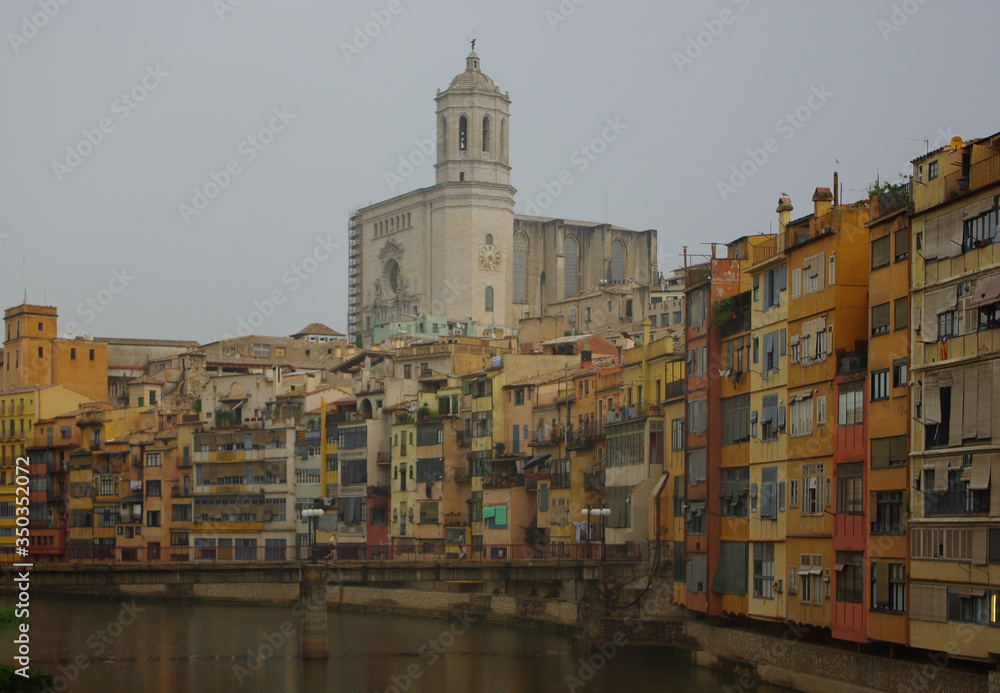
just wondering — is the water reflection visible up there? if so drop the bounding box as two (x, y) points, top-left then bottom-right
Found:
(0, 596), (792, 692)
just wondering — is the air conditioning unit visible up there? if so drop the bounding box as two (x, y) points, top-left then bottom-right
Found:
(823, 568), (831, 580)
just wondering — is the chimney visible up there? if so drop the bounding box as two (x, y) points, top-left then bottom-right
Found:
(812, 187), (834, 218)
(776, 196), (793, 233)
(580, 349), (592, 369)
(833, 172), (839, 207)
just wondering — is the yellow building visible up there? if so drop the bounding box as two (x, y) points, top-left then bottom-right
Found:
(0, 384), (95, 552)
(908, 133), (1000, 660)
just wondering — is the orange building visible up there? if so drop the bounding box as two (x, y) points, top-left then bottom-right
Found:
(2, 303), (108, 403)
(784, 188), (870, 630)
(862, 185), (912, 646)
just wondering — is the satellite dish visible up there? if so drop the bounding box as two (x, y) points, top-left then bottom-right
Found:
(949, 136), (964, 151)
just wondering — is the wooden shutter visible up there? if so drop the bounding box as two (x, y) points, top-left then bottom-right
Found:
(874, 562), (890, 605)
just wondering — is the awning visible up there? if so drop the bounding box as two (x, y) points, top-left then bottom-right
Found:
(649, 473), (670, 498)
(523, 454), (551, 470)
(969, 454), (993, 490)
(958, 587), (986, 598)
(967, 274), (1000, 308)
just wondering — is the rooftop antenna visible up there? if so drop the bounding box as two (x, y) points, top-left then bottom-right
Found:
(22, 256), (27, 304)
(906, 137), (930, 155)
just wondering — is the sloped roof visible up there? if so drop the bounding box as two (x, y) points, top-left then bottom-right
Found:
(291, 323), (344, 338)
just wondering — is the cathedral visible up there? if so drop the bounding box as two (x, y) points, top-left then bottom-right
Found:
(347, 47), (658, 344)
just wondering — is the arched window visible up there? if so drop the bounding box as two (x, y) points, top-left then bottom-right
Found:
(513, 233), (528, 303)
(459, 115), (468, 151)
(611, 240), (625, 282)
(485, 233), (493, 245)
(438, 115), (447, 161)
(564, 236), (578, 298)
(485, 286), (494, 312)
(500, 118), (507, 162)
(482, 115), (490, 152)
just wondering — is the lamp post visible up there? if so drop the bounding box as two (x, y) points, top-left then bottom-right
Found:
(588, 506), (611, 561)
(302, 508), (324, 563)
(581, 507), (591, 558)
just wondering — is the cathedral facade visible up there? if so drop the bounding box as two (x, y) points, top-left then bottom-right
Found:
(347, 50), (657, 344)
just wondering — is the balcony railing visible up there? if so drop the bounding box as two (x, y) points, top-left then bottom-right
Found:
(584, 468), (604, 492)
(836, 351), (868, 374)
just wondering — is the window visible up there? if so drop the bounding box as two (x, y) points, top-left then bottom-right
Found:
(753, 543), (774, 599)
(671, 418), (684, 451)
(145, 481), (161, 497)
(961, 203), (999, 251)
(564, 236), (578, 297)
(458, 115), (467, 150)
(720, 394), (750, 446)
(871, 370), (889, 401)
(338, 426), (367, 450)
(146, 510), (161, 527)
(872, 302), (890, 336)
(672, 475), (685, 517)
(891, 359), (907, 388)
(720, 467), (749, 517)
(924, 468), (990, 515)
(415, 457), (444, 483)
(146, 452), (161, 467)
(947, 587), (988, 625)
(471, 410), (492, 438)
(802, 463), (824, 515)
(894, 296), (908, 330)
(829, 255), (836, 285)
(485, 286), (494, 312)
(871, 563), (905, 612)
(789, 396), (813, 437)
(925, 385), (951, 448)
(340, 458), (368, 485)
(816, 395), (826, 425)
(836, 462), (863, 514)
(802, 252), (825, 294)
(610, 240), (625, 282)
(938, 310), (957, 338)
(513, 233), (527, 303)
(799, 554), (824, 604)
(172, 504), (192, 521)
(687, 398), (706, 435)
(788, 479), (799, 508)
(686, 554), (707, 593)
(514, 389), (525, 406)
(836, 551), (863, 604)
(894, 228), (908, 261)
(419, 502), (439, 524)
(872, 491), (904, 534)
(686, 502), (706, 535)
(871, 236), (890, 270)
(89, 349), (94, 361)
(759, 466), (778, 520)
(871, 435), (906, 469)
(760, 394), (783, 441)
(99, 475), (115, 496)
(791, 268), (801, 297)
(928, 160), (938, 180)
(403, 364), (412, 379)
(70, 348), (76, 360)
(762, 331), (780, 374)
(761, 266), (785, 311)
(838, 381), (863, 426)
(687, 449), (706, 486)
(688, 288), (707, 327)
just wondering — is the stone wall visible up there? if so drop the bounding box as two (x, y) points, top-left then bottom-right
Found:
(683, 620), (987, 693)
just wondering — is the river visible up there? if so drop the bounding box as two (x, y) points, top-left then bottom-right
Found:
(0, 595), (795, 692)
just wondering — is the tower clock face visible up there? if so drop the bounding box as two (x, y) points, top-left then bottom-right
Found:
(479, 244), (501, 271)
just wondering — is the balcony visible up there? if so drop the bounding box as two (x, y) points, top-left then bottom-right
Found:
(483, 473), (525, 490)
(566, 423), (598, 450)
(584, 469), (604, 492)
(529, 426), (561, 447)
(836, 351), (868, 374)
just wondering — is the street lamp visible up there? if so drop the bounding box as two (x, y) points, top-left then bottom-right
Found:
(302, 508), (324, 563)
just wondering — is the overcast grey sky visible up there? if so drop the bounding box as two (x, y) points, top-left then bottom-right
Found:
(2, 1), (998, 343)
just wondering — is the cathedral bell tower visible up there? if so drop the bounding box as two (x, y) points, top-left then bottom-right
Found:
(435, 47), (511, 186)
